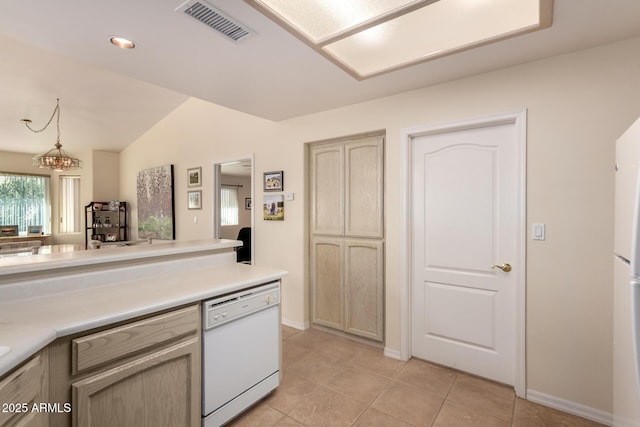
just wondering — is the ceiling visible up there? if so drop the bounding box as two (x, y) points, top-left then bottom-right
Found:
(1, 0), (640, 156)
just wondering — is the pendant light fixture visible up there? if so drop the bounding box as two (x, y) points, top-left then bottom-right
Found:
(21, 98), (83, 172)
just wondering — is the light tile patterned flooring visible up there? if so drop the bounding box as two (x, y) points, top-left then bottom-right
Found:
(228, 326), (604, 426)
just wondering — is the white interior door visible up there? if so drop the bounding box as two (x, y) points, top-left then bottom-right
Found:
(410, 114), (525, 386)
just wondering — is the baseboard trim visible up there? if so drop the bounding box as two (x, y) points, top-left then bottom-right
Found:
(384, 347), (408, 361)
(526, 390), (613, 426)
(281, 318), (309, 330)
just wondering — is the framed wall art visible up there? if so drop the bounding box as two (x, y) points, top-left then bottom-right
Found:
(187, 167), (202, 187)
(137, 164), (175, 240)
(188, 190), (202, 210)
(263, 171), (283, 192)
(263, 194), (284, 221)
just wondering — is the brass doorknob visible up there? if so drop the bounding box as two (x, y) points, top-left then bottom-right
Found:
(491, 263), (512, 272)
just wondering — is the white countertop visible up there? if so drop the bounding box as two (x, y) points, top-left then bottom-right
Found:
(0, 238), (241, 276)
(0, 240), (287, 377)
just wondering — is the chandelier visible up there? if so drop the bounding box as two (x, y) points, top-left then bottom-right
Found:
(21, 98), (83, 172)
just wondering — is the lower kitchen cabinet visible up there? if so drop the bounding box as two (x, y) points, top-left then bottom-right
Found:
(48, 304), (201, 427)
(72, 337), (199, 427)
(0, 349), (49, 427)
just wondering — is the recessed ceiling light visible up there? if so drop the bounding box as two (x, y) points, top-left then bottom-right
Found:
(246, 0), (553, 80)
(109, 36), (136, 49)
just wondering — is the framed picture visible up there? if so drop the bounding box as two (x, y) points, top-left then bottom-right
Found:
(245, 198), (252, 210)
(263, 171), (284, 192)
(188, 190), (202, 210)
(263, 194), (284, 221)
(106, 233), (117, 242)
(187, 167), (202, 187)
(27, 225), (42, 235)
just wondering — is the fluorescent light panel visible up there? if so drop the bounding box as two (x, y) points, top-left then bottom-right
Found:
(246, 0), (553, 80)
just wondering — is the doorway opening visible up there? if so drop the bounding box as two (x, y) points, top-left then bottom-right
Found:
(213, 156), (254, 264)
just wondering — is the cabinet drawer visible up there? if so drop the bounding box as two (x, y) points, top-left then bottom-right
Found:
(72, 305), (199, 374)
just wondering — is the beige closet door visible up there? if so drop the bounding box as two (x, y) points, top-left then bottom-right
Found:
(309, 134), (384, 342)
(310, 237), (344, 330)
(345, 138), (384, 238)
(310, 143), (344, 236)
(344, 239), (384, 340)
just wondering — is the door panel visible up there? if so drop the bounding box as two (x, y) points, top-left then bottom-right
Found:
(412, 120), (521, 385)
(344, 239), (384, 341)
(310, 145), (344, 236)
(423, 145), (496, 272)
(345, 137), (384, 238)
(425, 282), (496, 348)
(310, 238), (343, 329)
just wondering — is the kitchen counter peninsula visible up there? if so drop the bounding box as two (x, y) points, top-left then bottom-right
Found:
(0, 239), (287, 378)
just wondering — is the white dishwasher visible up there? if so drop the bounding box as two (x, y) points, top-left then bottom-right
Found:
(202, 281), (280, 427)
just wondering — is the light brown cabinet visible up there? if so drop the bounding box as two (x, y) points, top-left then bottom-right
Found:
(48, 305), (201, 427)
(309, 134), (385, 342)
(0, 350), (49, 427)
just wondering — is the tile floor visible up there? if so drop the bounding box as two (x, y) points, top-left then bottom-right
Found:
(228, 326), (604, 426)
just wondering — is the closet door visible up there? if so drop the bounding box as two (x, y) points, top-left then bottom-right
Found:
(344, 239), (384, 342)
(310, 144), (344, 236)
(310, 237), (344, 330)
(345, 137), (384, 238)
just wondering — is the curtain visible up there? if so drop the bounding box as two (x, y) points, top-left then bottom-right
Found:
(220, 187), (239, 226)
(60, 175), (81, 233)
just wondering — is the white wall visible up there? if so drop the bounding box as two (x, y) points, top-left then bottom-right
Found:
(92, 150), (119, 202)
(119, 36), (640, 414)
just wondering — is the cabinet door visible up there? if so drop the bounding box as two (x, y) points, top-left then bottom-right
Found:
(0, 350), (48, 427)
(310, 144), (344, 236)
(310, 238), (344, 330)
(344, 239), (384, 342)
(344, 137), (384, 238)
(72, 337), (200, 427)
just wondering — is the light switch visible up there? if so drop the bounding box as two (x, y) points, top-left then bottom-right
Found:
(533, 223), (545, 240)
(285, 193), (295, 201)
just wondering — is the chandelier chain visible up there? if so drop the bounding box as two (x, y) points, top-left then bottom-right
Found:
(23, 98), (61, 143)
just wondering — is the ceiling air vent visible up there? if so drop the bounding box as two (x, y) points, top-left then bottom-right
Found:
(176, 0), (255, 43)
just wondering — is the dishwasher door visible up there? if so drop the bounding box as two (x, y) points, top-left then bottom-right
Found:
(202, 301), (280, 419)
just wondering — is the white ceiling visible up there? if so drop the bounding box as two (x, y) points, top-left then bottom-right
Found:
(1, 0), (640, 156)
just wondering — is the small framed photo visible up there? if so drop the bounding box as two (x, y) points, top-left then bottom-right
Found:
(263, 171), (284, 192)
(27, 225), (42, 235)
(187, 167), (202, 187)
(188, 190), (202, 210)
(263, 194), (284, 221)
(245, 198), (252, 210)
(106, 233), (117, 242)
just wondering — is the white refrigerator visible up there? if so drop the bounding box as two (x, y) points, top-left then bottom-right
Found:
(614, 116), (640, 427)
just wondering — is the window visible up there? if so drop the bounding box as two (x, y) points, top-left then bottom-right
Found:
(59, 175), (81, 233)
(220, 187), (239, 226)
(0, 173), (51, 234)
